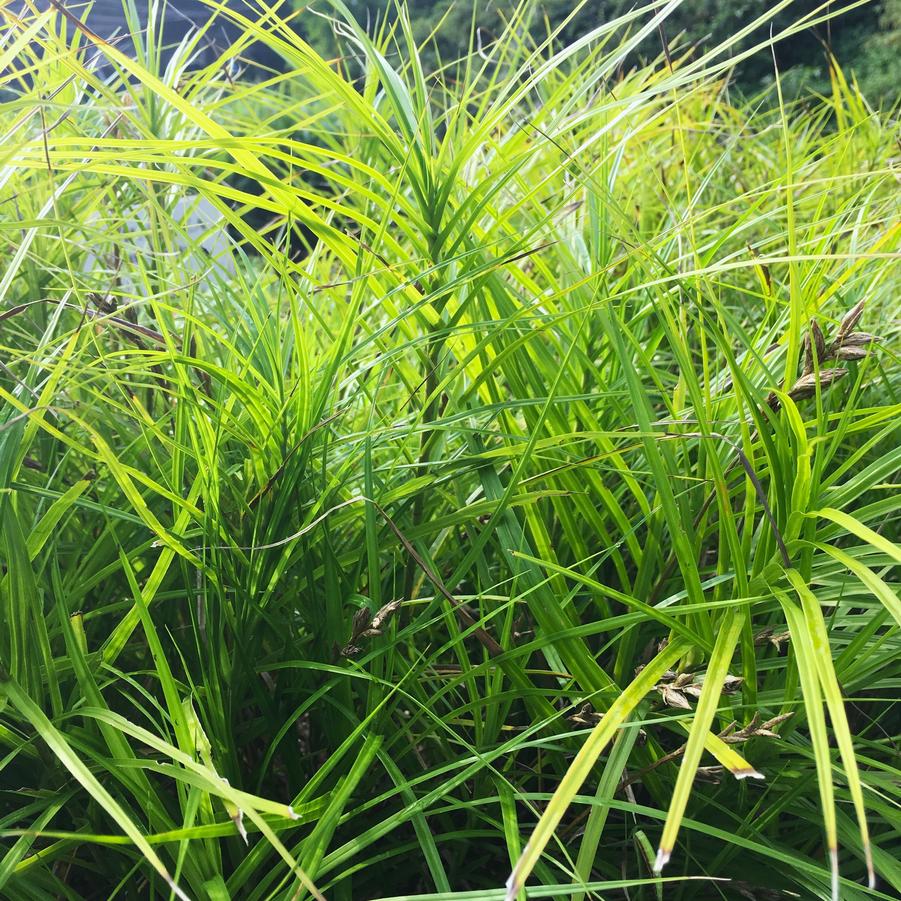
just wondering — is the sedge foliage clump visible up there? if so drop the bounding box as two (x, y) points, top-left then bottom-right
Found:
(0, 2), (898, 899)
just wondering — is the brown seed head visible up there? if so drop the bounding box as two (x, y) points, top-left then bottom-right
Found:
(834, 345), (870, 362)
(837, 298), (866, 343)
(788, 367), (848, 401)
(803, 319), (828, 375)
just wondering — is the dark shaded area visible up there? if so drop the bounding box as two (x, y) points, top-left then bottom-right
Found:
(314, 0), (900, 105)
(6, 0), (290, 76)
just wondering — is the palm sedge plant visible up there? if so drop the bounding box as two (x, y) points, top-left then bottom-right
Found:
(0, 0), (898, 898)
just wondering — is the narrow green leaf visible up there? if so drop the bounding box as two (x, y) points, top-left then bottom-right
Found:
(816, 543), (901, 629)
(0, 672), (189, 901)
(506, 639), (688, 900)
(655, 610), (744, 871)
(786, 569), (874, 889)
(812, 508), (901, 565)
(776, 591), (839, 900)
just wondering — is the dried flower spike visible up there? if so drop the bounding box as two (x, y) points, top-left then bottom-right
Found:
(719, 711), (794, 743)
(658, 684), (692, 709)
(755, 626), (791, 652)
(803, 319), (828, 375)
(834, 345), (869, 362)
(371, 599), (403, 631)
(838, 331), (879, 348)
(788, 367), (848, 402)
(836, 298), (866, 343)
(568, 702), (602, 727)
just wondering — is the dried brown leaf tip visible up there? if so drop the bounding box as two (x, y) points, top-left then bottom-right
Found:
(341, 600), (403, 657)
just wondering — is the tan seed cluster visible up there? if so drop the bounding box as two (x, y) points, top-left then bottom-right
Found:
(767, 299), (879, 410)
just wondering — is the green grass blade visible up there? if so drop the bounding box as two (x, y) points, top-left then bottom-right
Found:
(506, 638), (688, 900)
(654, 610), (744, 871)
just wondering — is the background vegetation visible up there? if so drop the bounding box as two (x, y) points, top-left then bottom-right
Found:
(0, 1), (898, 899)
(306, 0), (901, 104)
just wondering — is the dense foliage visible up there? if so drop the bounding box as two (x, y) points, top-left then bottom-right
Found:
(0, 2), (898, 900)
(315, 0), (901, 104)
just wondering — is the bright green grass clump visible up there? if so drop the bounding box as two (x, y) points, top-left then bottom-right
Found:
(0, 1), (898, 899)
